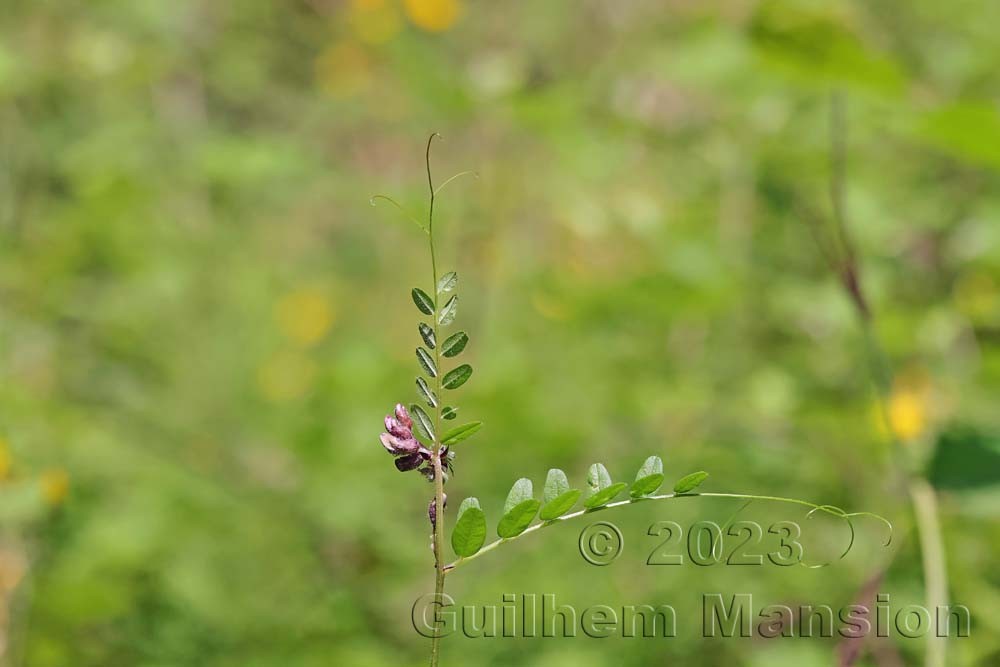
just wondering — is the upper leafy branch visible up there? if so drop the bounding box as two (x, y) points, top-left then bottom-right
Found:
(411, 270), (481, 452)
(451, 456), (708, 558)
(372, 135), (481, 492)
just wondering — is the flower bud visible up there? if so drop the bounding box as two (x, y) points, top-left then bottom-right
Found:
(385, 415), (412, 439)
(381, 426), (425, 456)
(394, 452), (425, 472)
(428, 494), (447, 529)
(394, 403), (413, 428)
(379, 432), (398, 454)
(379, 403), (431, 472)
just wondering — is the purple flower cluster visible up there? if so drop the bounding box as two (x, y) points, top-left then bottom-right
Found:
(380, 404), (457, 485)
(380, 404), (433, 472)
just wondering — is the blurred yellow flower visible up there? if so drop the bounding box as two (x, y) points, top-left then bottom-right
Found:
(887, 389), (928, 441)
(349, 0), (402, 44)
(257, 351), (317, 403)
(0, 438), (9, 480)
(315, 40), (371, 97)
(875, 367), (933, 442)
(404, 0), (462, 32)
(40, 469), (70, 507)
(275, 288), (335, 347)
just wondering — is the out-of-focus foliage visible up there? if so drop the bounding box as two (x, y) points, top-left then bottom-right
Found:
(1, 0), (999, 665)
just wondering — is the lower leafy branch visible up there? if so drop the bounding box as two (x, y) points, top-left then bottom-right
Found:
(444, 458), (892, 573)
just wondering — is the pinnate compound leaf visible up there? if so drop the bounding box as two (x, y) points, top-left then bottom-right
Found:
(452, 498), (486, 558)
(497, 499), (540, 538)
(438, 295), (458, 326)
(673, 471), (709, 494)
(441, 364), (472, 389)
(437, 271), (458, 294)
(411, 288), (435, 315)
(442, 331), (469, 358)
(416, 377), (438, 408)
(418, 322), (436, 349)
(584, 482), (627, 509)
(440, 421), (482, 446)
(441, 406), (458, 420)
(416, 347), (437, 378)
(630, 456), (664, 498)
(411, 405), (435, 442)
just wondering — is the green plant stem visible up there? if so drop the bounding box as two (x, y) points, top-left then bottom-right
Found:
(442, 491), (890, 572)
(425, 134), (447, 667)
(910, 478), (948, 667)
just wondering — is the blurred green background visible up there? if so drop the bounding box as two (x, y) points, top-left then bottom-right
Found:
(2, 0), (1000, 665)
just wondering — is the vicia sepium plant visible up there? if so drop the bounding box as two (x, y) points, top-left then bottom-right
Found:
(372, 135), (891, 667)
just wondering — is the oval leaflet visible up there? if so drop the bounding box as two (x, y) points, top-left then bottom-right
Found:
(442, 364), (473, 390)
(452, 498), (487, 558)
(442, 331), (469, 358)
(673, 471), (709, 494)
(411, 287), (435, 315)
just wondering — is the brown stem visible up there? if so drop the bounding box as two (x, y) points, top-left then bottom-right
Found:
(823, 92), (948, 667)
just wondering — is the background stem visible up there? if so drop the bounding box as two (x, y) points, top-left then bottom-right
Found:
(910, 478), (948, 667)
(825, 93), (948, 667)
